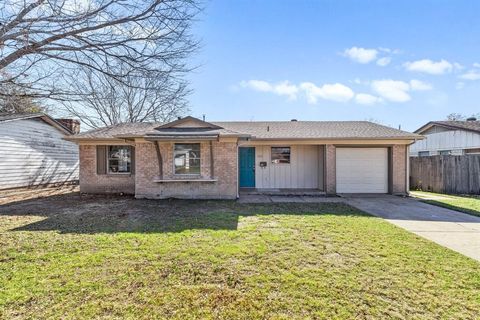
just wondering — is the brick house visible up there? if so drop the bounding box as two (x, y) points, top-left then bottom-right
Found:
(66, 116), (422, 199)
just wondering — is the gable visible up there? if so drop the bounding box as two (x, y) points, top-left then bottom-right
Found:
(155, 116), (222, 130)
(421, 125), (452, 135)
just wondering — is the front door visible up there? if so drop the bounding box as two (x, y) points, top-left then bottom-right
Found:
(239, 147), (255, 188)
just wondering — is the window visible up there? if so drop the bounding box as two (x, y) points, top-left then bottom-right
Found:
(271, 147), (291, 164)
(108, 146), (131, 173)
(465, 148), (480, 155)
(439, 150), (452, 155)
(418, 151), (430, 157)
(174, 143), (201, 174)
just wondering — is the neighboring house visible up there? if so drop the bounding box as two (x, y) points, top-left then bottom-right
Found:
(410, 118), (480, 156)
(0, 113), (80, 190)
(65, 116), (422, 199)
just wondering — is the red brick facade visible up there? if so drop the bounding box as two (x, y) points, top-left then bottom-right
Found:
(79, 145), (135, 194)
(79, 142), (408, 198)
(392, 144), (407, 195)
(134, 140), (238, 199)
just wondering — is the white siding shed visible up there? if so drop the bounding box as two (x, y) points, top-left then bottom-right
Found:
(0, 116), (79, 190)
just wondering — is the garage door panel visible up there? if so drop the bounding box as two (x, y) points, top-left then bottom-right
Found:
(336, 148), (388, 193)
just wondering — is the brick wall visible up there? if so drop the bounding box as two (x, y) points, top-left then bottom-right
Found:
(135, 141), (238, 199)
(79, 145), (135, 194)
(392, 144), (407, 194)
(324, 144), (336, 195)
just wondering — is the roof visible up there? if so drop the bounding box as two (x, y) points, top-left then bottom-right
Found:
(415, 120), (480, 134)
(68, 117), (422, 141)
(0, 112), (73, 135)
(0, 112), (45, 122)
(213, 121), (420, 140)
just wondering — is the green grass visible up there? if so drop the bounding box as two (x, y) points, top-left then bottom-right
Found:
(0, 194), (479, 319)
(411, 191), (480, 217)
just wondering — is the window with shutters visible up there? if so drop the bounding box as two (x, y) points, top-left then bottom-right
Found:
(108, 146), (132, 174)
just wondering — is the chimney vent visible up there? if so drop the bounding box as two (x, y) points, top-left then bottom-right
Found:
(177, 116), (182, 120)
(467, 117), (477, 121)
(56, 118), (80, 134)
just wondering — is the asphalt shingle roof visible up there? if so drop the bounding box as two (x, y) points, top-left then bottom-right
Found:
(416, 120), (480, 134)
(213, 121), (419, 139)
(72, 120), (421, 140)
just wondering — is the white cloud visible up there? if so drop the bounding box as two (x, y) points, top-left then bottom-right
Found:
(453, 62), (464, 71)
(371, 80), (411, 102)
(459, 70), (480, 81)
(409, 79), (432, 91)
(300, 82), (355, 103)
(456, 82), (465, 90)
(474, 62), (480, 68)
(403, 59), (453, 75)
(355, 93), (383, 105)
(376, 57), (391, 67)
(240, 80), (354, 103)
(343, 47), (378, 64)
(370, 79), (432, 102)
(240, 80), (299, 99)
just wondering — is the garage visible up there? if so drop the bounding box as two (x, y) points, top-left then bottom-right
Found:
(336, 148), (389, 193)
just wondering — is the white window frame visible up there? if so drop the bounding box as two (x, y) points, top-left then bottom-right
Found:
(173, 143), (201, 175)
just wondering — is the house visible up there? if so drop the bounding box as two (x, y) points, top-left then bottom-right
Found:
(65, 116), (422, 199)
(410, 117), (480, 156)
(0, 113), (80, 190)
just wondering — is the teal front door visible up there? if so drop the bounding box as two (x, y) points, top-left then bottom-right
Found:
(239, 147), (255, 188)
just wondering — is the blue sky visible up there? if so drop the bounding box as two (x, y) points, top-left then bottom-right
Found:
(187, 0), (480, 131)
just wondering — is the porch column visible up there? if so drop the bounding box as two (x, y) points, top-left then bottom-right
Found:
(325, 144), (336, 195)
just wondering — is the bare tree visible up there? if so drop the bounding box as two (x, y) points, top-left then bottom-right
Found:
(446, 113), (466, 121)
(446, 113), (480, 121)
(61, 63), (188, 128)
(0, 0), (199, 101)
(0, 81), (45, 113)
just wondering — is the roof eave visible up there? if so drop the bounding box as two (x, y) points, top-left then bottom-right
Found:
(415, 121), (480, 135)
(249, 136), (424, 141)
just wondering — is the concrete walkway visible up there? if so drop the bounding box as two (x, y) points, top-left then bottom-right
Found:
(344, 195), (480, 261)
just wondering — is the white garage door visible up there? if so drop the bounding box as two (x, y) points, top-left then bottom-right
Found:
(336, 148), (388, 193)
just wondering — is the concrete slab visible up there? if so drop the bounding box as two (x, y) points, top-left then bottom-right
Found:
(270, 196), (305, 203)
(344, 194), (480, 261)
(237, 194), (272, 203)
(238, 194), (346, 204)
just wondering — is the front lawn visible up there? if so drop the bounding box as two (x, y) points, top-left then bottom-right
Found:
(411, 191), (480, 217)
(1, 194), (479, 319)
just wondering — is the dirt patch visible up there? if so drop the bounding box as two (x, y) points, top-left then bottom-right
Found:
(0, 185), (80, 206)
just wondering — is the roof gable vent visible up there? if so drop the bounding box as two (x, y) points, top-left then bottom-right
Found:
(291, 119), (297, 122)
(467, 117), (477, 122)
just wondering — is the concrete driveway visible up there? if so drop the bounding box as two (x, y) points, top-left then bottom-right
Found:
(344, 194), (480, 261)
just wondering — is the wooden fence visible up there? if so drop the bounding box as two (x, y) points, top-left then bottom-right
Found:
(410, 155), (480, 194)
